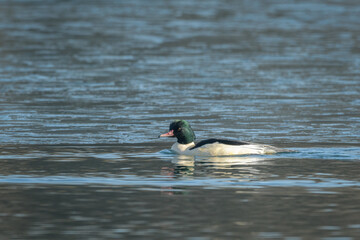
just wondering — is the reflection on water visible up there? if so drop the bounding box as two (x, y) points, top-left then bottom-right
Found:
(0, 145), (359, 239)
(0, 144), (359, 239)
(1, 145), (358, 190)
(167, 155), (266, 179)
(0, 0), (360, 239)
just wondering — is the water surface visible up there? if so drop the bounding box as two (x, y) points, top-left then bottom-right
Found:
(0, 0), (359, 239)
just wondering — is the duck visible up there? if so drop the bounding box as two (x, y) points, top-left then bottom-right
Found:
(159, 120), (292, 156)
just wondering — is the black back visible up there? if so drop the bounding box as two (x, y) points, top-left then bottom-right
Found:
(190, 138), (249, 150)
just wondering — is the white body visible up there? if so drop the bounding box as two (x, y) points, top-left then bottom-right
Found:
(171, 141), (285, 156)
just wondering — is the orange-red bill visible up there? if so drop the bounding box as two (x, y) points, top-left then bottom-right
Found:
(159, 130), (174, 137)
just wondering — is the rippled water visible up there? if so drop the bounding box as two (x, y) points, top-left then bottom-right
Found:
(0, 0), (360, 239)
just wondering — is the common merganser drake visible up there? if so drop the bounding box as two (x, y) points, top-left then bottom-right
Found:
(159, 120), (292, 156)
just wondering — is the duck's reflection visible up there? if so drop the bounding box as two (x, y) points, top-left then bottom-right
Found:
(160, 155), (270, 195)
(161, 155), (195, 177)
(162, 155), (268, 178)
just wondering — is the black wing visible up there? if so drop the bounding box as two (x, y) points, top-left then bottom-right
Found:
(190, 138), (249, 150)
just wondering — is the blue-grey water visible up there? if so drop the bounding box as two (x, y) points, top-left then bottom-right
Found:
(0, 0), (360, 239)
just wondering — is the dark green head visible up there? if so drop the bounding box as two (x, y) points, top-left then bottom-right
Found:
(159, 120), (196, 144)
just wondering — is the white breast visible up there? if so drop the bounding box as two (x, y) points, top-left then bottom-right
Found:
(171, 142), (196, 154)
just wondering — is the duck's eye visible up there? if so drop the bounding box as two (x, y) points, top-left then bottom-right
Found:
(177, 127), (182, 131)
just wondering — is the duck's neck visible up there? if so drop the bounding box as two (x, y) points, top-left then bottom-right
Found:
(171, 142), (195, 153)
